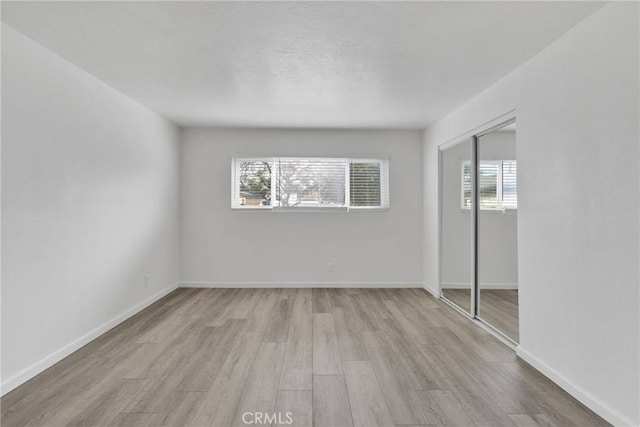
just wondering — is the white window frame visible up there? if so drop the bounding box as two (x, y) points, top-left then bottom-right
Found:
(231, 157), (275, 210)
(461, 160), (516, 211)
(231, 157), (389, 212)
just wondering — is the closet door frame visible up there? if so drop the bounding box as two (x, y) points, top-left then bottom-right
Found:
(438, 111), (517, 345)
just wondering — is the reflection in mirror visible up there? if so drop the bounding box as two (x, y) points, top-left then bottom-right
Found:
(477, 121), (519, 342)
(440, 138), (473, 314)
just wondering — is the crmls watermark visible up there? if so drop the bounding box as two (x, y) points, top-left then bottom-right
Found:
(242, 412), (294, 425)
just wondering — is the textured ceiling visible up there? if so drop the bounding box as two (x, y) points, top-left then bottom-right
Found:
(2, 1), (605, 129)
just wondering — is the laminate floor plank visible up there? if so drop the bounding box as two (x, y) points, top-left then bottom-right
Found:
(231, 342), (287, 427)
(313, 313), (343, 375)
(343, 361), (394, 427)
(274, 390), (312, 427)
(262, 298), (295, 343)
(423, 343), (522, 426)
(380, 331), (444, 390)
(287, 295), (312, 342)
(1, 288), (609, 427)
(153, 391), (206, 427)
(278, 288), (299, 299)
(313, 375), (354, 427)
(295, 287), (313, 299)
(382, 299), (437, 344)
(8, 343), (158, 427)
(280, 338), (313, 391)
(422, 389), (476, 426)
(129, 317), (208, 380)
(245, 292), (281, 334)
(176, 319), (248, 391)
(1, 356), (113, 426)
(338, 296), (374, 332)
(334, 308), (369, 361)
(361, 331), (432, 425)
(67, 378), (149, 427)
(508, 413), (559, 427)
(345, 292), (383, 331)
(110, 412), (159, 427)
(362, 289), (394, 319)
(312, 288), (333, 313)
(327, 288), (350, 310)
(188, 331), (263, 426)
(280, 295), (313, 390)
(224, 288), (263, 320)
(203, 288), (242, 326)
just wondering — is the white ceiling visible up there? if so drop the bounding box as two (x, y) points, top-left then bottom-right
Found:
(2, 1), (605, 129)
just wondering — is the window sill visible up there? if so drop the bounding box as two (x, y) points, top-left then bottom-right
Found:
(231, 206), (273, 211)
(231, 206), (389, 213)
(273, 206), (348, 213)
(460, 208), (517, 214)
(349, 207), (389, 212)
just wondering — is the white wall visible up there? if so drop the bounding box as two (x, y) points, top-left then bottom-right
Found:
(423, 3), (639, 426)
(441, 130), (518, 288)
(181, 128), (423, 286)
(1, 25), (181, 392)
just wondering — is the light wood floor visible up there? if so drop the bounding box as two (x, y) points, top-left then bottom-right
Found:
(443, 289), (519, 342)
(2, 288), (607, 427)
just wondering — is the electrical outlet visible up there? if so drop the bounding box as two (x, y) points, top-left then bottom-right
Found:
(145, 274), (151, 288)
(327, 262), (334, 273)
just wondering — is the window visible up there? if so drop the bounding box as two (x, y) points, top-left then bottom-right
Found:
(232, 157), (389, 210)
(461, 160), (517, 210)
(350, 162), (382, 207)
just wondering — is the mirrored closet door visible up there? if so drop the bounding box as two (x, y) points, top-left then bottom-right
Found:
(477, 122), (519, 342)
(440, 119), (519, 343)
(440, 138), (474, 315)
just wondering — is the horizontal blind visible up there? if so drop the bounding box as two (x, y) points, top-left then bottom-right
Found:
(502, 161), (517, 208)
(276, 158), (347, 208)
(350, 162), (382, 207)
(478, 163), (499, 209)
(462, 163), (472, 209)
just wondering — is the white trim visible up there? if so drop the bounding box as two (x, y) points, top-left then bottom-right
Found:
(442, 282), (518, 290)
(459, 208), (517, 214)
(438, 110), (516, 151)
(179, 281), (421, 288)
(272, 206), (348, 213)
(347, 207), (390, 213)
(516, 347), (636, 427)
(1, 282), (180, 396)
(231, 157), (274, 209)
(421, 283), (440, 298)
(437, 148), (444, 298)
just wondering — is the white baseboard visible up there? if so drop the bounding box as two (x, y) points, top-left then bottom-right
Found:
(1, 282), (180, 396)
(421, 283), (440, 298)
(179, 281), (422, 288)
(516, 347), (636, 427)
(441, 282), (518, 290)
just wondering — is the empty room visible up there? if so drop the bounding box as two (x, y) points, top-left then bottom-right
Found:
(1, 1), (638, 426)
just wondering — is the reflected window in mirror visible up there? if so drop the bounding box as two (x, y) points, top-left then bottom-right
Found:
(461, 160), (517, 210)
